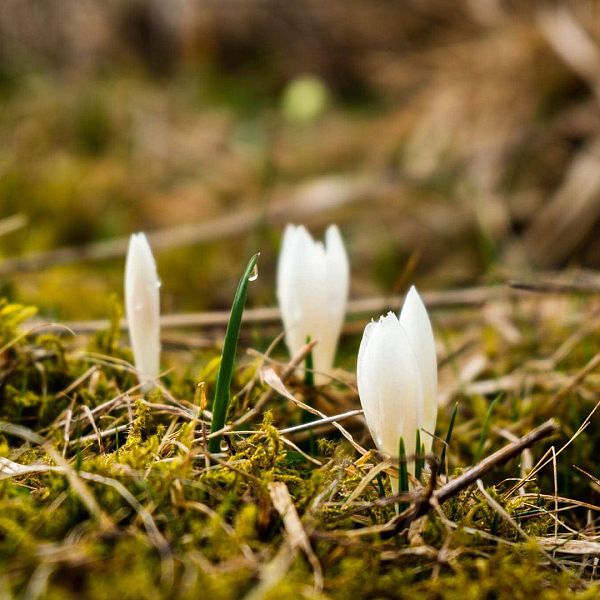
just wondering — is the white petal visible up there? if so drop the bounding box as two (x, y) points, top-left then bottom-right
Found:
(296, 230), (330, 382)
(276, 224), (299, 335)
(357, 312), (424, 468)
(124, 233), (161, 387)
(325, 225), (350, 322)
(356, 319), (379, 437)
(308, 225), (348, 381)
(399, 286), (438, 452)
(279, 225), (320, 357)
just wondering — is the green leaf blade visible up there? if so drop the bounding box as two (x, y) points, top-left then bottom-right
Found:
(208, 253), (259, 453)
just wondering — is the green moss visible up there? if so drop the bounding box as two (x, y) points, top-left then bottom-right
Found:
(0, 297), (598, 599)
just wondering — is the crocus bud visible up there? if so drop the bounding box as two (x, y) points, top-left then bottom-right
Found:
(124, 232), (161, 388)
(357, 287), (437, 472)
(277, 224), (349, 385)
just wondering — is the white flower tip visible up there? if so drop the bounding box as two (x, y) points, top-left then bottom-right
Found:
(125, 231), (161, 384)
(324, 223), (341, 242)
(377, 311), (399, 325)
(403, 285), (424, 308)
(285, 223), (307, 235)
(127, 232), (154, 263)
(283, 223), (299, 237)
(130, 231), (146, 245)
(399, 285), (431, 324)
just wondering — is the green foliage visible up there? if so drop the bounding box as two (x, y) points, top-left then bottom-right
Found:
(209, 254), (259, 453)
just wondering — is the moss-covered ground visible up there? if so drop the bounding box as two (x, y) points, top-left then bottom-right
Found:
(1, 286), (600, 599)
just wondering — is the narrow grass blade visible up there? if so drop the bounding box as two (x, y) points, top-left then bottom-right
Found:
(398, 437), (409, 494)
(303, 335), (315, 388)
(396, 436), (409, 512)
(208, 253), (259, 453)
(474, 393), (503, 463)
(415, 428), (423, 481)
(440, 401), (458, 475)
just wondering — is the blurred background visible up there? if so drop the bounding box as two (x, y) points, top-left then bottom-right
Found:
(1, 0), (600, 320)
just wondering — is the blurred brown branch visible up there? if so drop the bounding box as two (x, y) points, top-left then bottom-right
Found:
(0, 174), (388, 276)
(46, 286), (502, 333)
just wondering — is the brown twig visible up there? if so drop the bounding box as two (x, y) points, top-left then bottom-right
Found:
(382, 419), (559, 536)
(545, 351), (600, 411)
(508, 280), (600, 294)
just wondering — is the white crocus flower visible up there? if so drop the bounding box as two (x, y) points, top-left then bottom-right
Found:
(124, 232), (161, 389)
(357, 286), (438, 476)
(277, 224), (349, 385)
